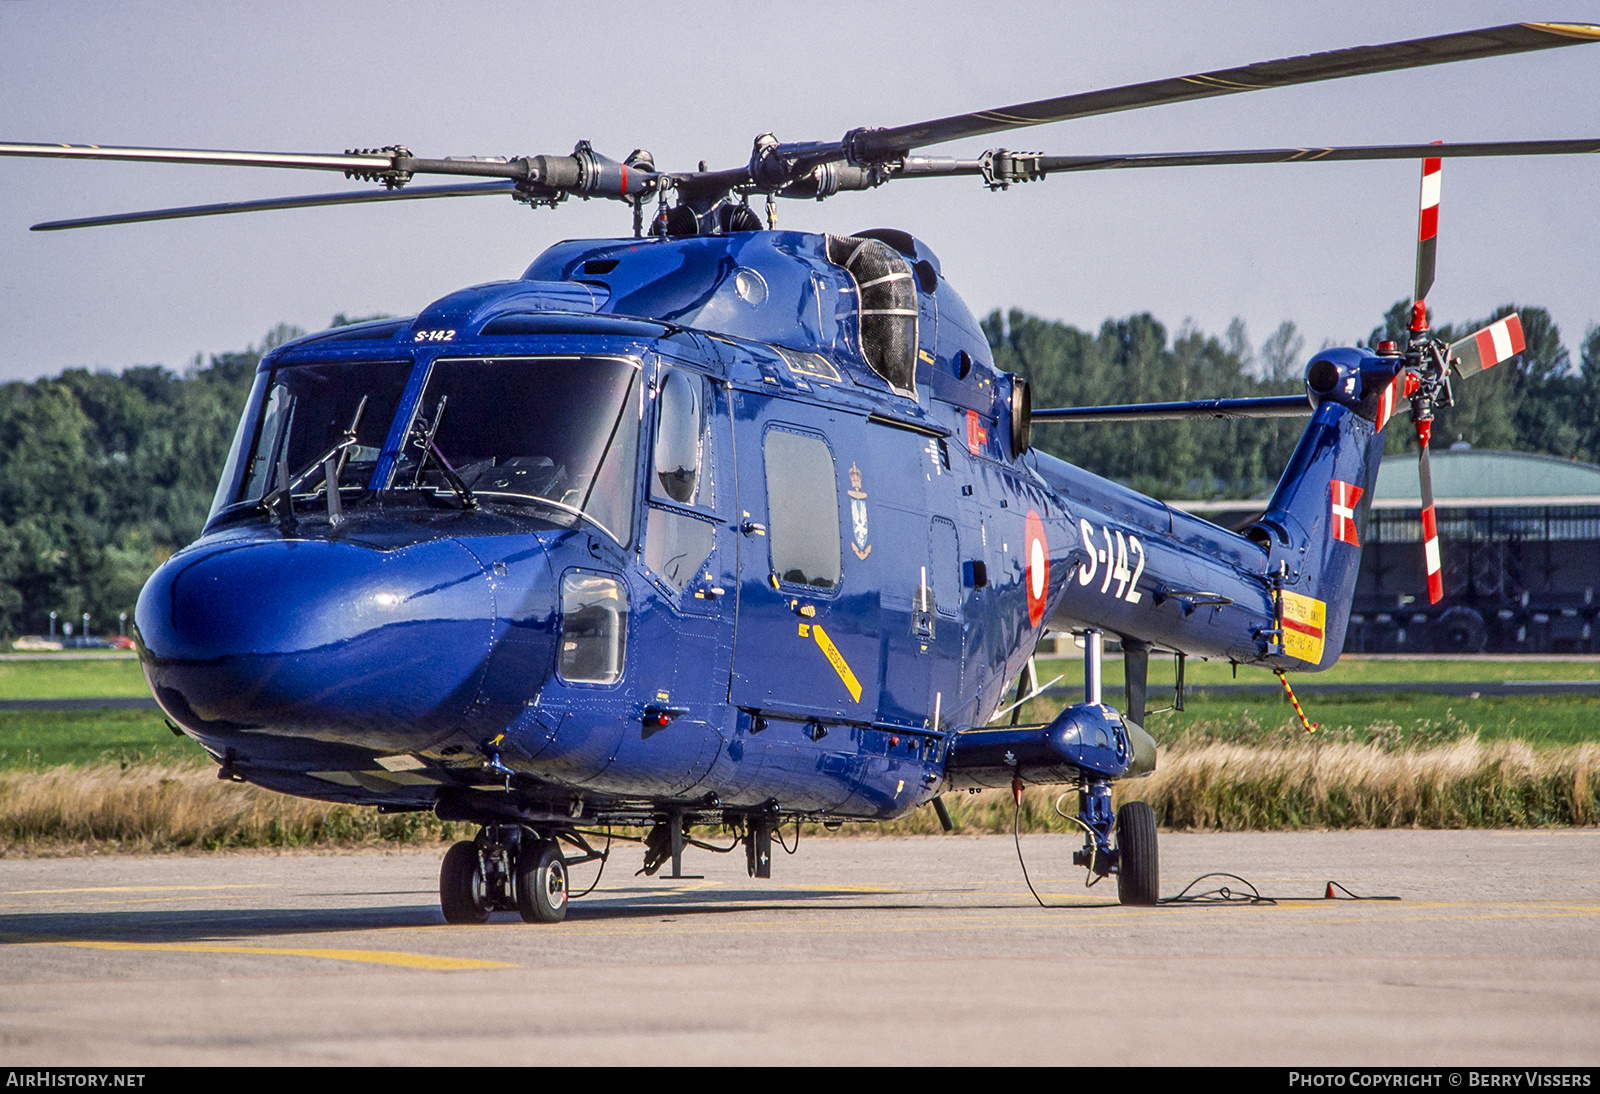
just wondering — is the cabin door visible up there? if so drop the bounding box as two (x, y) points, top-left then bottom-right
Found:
(729, 394), (880, 722)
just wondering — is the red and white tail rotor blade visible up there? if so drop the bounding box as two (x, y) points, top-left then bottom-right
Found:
(1374, 370), (1406, 432)
(1449, 313), (1526, 377)
(1414, 420), (1444, 604)
(1414, 152), (1442, 307)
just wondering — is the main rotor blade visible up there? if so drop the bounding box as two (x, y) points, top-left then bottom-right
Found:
(853, 22), (1600, 160)
(889, 137), (1600, 191)
(1033, 395), (1311, 424)
(0, 141), (397, 172)
(0, 141), (526, 180)
(29, 182), (516, 231)
(1034, 137), (1600, 173)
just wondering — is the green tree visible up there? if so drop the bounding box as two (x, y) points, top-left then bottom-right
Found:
(0, 325), (279, 638)
(989, 309), (1301, 500)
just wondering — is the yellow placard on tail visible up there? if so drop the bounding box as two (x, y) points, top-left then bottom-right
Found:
(1280, 590), (1326, 664)
(809, 623), (862, 703)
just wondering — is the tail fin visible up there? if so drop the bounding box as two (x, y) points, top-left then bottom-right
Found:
(1245, 347), (1400, 670)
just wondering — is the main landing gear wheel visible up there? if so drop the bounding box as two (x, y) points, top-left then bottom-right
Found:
(440, 840), (491, 924)
(1115, 801), (1160, 906)
(516, 839), (569, 924)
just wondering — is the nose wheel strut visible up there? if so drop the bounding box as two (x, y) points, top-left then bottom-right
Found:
(439, 825), (601, 924)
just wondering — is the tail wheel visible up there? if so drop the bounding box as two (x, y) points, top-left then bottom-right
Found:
(516, 839), (570, 924)
(1115, 801), (1160, 906)
(440, 840), (491, 924)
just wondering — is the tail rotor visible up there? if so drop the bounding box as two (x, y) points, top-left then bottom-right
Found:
(1385, 151), (1524, 605)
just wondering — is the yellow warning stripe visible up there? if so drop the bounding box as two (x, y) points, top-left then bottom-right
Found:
(974, 110), (1035, 125)
(1181, 73), (1260, 90)
(810, 623), (863, 703)
(4, 884), (269, 895)
(20, 937), (514, 971)
(1524, 22), (1600, 41)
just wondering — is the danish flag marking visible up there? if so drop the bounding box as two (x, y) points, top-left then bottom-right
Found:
(1331, 480), (1363, 546)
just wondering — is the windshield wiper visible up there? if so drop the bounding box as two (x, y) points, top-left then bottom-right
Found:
(259, 395), (370, 531)
(406, 396), (477, 510)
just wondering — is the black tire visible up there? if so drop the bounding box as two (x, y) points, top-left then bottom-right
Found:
(516, 840), (569, 924)
(1433, 606), (1487, 654)
(440, 840), (491, 924)
(1116, 801), (1159, 906)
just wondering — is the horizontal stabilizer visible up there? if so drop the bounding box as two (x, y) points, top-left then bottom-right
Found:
(945, 704), (1156, 791)
(1033, 395), (1310, 424)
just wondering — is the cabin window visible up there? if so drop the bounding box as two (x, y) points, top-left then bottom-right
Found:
(764, 429), (841, 590)
(651, 368), (704, 505)
(558, 572), (628, 685)
(643, 507), (715, 594)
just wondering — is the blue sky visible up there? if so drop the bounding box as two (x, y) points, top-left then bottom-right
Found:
(2, 0), (1597, 382)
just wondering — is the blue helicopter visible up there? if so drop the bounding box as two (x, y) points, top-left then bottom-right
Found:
(3, 21), (1596, 921)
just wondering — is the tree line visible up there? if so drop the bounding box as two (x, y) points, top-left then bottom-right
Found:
(1, 305), (1596, 639)
(991, 303), (1600, 495)
(0, 319), (365, 640)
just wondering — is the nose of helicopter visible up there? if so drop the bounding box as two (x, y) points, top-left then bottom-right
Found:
(136, 534), (506, 753)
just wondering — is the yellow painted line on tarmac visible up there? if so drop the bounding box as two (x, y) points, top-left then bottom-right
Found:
(773, 882), (924, 895)
(524, 894), (1600, 937)
(652, 879), (724, 893)
(0, 896), (264, 911)
(1272, 905), (1600, 927)
(1270, 898), (1600, 911)
(21, 937), (516, 971)
(541, 908), (1155, 937)
(3, 884), (272, 895)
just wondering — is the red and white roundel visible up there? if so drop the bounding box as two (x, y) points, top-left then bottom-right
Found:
(1025, 509), (1049, 627)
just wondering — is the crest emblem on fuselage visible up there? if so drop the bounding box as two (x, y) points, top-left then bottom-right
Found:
(848, 462), (871, 560)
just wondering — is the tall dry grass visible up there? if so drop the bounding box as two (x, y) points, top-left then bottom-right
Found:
(1145, 736), (1599, 830)
(2, 736), (1595, 853)
(853, 735), (1600, 836)
(0, 761), (468, 854)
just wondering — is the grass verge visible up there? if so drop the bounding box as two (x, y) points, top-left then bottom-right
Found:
(4, 735), (1595, 855)
(0, 656), (147, 699)
(0, 709), (201, 769)
(844, 735), (1599, 837)
(3, 691), (1595, 773)
(0, 760), (474, 855)
(1017, 691), (1600, 748)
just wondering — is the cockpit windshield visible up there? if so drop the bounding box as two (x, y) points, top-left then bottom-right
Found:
(209, 354), (643, 544)
(209, 359), (412, 522)
(395, 355), (642, 544)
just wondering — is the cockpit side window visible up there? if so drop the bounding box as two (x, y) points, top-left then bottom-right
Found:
(764, 428), (841, 590)
(651, 368), (705, 506)
(644, 366), (716, 596)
